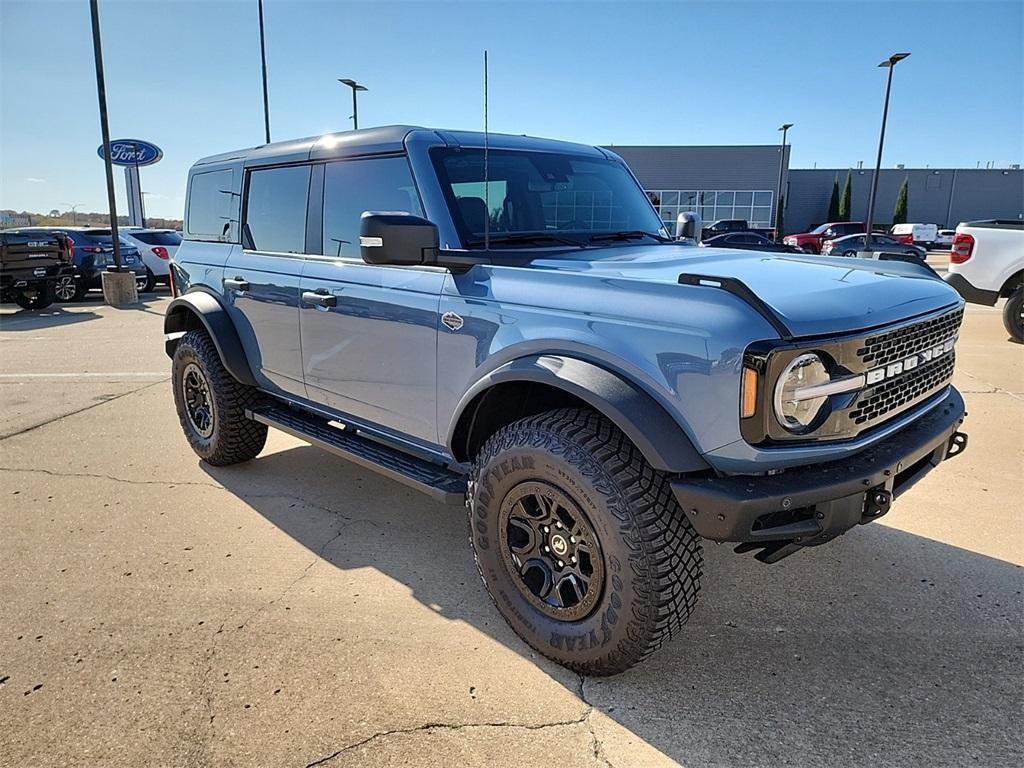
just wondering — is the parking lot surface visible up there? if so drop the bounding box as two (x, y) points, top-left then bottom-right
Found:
(2, 274), (1022, 767)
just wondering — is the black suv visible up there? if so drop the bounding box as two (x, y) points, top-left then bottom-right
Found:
(0, 230), (72, 310)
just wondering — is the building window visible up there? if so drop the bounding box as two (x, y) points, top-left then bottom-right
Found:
(646, 189), (775, 229)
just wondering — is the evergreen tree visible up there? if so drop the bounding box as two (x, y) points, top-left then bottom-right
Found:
(827, 176), (840, 221)
(893, 177), (909, 225)
(839, 171), (852, 221)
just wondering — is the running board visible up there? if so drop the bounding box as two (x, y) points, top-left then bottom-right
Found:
(246, 404), (467, 505)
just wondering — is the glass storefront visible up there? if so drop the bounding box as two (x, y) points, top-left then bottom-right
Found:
(646, 189), (774, 229)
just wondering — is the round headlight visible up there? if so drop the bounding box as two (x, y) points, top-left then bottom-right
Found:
(774, 353), (830, 432)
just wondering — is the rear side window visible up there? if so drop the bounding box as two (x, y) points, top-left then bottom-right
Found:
(244, 165), (312, 254)
(321, 156), (422, 257)
(132, 231), (181, 246)
(187, 169), (236, 242)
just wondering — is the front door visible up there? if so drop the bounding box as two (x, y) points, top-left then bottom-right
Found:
(298, 155), (443, 445)
(226, 163), (312, 398)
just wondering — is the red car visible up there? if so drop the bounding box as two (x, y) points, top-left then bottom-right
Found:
(783, 221), (865, 254)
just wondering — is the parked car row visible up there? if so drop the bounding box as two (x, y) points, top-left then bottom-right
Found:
(0, 226), (180, 307)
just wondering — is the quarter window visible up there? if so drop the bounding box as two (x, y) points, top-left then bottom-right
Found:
(186, 169), (236, 242)
(321, 156), (422, 258)
(244, 165), (311, 253)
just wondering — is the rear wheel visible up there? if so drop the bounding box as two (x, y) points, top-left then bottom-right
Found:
(172, 330), (268, 465)
(468, 407), (703, 675)
(1003, 286), (1024, 343)
(53, 274), (86, 302)
(138, 268), (156, 293)
(13, 282), (54, 310)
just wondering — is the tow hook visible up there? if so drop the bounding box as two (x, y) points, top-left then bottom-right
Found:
(945, 431), (968, 460)
(863, 488), (892, 521)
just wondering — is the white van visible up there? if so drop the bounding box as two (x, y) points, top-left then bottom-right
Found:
(890, 223), (938, 248)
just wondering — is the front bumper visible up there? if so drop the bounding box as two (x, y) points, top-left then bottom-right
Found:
(672, 387), (967, 563)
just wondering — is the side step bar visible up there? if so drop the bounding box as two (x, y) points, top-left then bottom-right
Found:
(246, 404), (468, 505)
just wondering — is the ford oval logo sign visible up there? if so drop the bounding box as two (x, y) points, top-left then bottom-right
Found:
(97, 139), (163, 167)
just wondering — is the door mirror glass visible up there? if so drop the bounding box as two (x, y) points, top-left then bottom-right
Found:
(359, 213), (439, 266)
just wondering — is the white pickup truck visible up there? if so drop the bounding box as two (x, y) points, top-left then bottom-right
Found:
(945, 220), (1024, 341)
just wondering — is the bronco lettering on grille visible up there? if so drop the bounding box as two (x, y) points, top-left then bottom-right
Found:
(864, 337), (956, 385)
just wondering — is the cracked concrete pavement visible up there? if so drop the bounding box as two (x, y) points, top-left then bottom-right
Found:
(1, 284), (1022, 767)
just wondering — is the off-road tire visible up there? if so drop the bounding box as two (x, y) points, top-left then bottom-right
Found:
(171, 330), (267, 465)
(13, 282), (55, 310)
(1003, 286), (1024, 343)
(468, 407), (703, 675)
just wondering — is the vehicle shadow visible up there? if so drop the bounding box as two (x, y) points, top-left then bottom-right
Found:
(204, 445), (1023, 767)
(0, 306), (101, 330)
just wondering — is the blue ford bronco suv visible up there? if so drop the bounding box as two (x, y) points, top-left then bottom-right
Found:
(165, 126), (968, 674)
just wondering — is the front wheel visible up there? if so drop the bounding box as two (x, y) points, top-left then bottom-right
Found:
(468, 408), (703, 675)
(171, 330), (268, 465)
(1003, 286), (1024, 343)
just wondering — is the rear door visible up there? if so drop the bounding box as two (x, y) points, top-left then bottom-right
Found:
(226, 164), (312, 398)
(298, 155), (443, 445)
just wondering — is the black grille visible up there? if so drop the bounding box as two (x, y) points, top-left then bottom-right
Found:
(849, 353), (956, 425)
(857, 307), (964, 368)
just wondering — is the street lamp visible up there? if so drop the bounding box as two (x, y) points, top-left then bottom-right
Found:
(338, 78), (368, 130)
(61, 202), (84, 226)
(863, 52), (910, 253)
(775, 123), (793, 242)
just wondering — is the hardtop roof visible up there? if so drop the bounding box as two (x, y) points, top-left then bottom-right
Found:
(192, 125), (608, 168)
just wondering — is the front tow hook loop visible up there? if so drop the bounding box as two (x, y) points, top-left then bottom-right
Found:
(945, 431), (968, 460)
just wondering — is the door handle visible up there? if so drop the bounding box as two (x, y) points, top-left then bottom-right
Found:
(224, 277), (249, 291)
(302, 290), (337, 308)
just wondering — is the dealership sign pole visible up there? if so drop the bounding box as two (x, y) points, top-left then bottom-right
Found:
(98, 140), (163, 228)
(775, 123), (793, 242)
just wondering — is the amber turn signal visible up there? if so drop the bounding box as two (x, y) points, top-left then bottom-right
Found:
(741, 366), (758, 419)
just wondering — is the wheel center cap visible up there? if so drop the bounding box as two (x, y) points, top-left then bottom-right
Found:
(550, 534), (569, 557)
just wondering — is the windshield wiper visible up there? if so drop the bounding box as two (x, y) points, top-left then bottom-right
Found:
(465, 232), (587, 249)
(588, 230), (671, 243)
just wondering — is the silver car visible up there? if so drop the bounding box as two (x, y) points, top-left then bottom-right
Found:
(822, 233), (927, 260)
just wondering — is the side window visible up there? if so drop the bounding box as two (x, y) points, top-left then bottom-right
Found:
(244, 165), (311, 253)
(322, 156), (422, 258)
(186, 169), (235, 242)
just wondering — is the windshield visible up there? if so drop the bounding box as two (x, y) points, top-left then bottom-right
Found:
(431, 148), (667, 249)
(810, 223), (831, 235)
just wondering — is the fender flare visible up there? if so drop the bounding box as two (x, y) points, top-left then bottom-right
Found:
(448, 355), (709, 473)
(163, 291), (257, 386)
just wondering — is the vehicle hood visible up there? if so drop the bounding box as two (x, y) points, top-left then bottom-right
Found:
(529, 245), (961, 338)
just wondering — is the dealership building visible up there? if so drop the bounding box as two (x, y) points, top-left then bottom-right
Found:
(606, 145), (1023, 235)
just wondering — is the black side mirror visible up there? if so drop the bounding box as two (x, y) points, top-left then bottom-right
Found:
(359, 212), (438, 266)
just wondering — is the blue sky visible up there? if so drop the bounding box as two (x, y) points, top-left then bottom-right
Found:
(2, 0), (1021, 220)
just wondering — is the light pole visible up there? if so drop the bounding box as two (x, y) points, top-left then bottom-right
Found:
(88, 0), (122, 273)
(61, 203), (84, 226)
(863, 52), (910, 253)
(338, 78), (368, 130)
(775, 123), (793, 242)
(258, 0), (271, 144)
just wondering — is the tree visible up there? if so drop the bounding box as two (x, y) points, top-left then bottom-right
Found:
(827, 176), (840, 222)
(49, 208), (60, 217)
(775, 194), (785, 241)
(839, 171), (852, 221)
(893, 177), (909, 225)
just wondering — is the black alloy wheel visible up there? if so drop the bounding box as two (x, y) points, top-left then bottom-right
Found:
(498, 481), (605, 622)
(182, 361), (216, 439)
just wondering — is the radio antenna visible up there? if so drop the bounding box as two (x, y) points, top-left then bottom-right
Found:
(483, 49), (490, 251)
